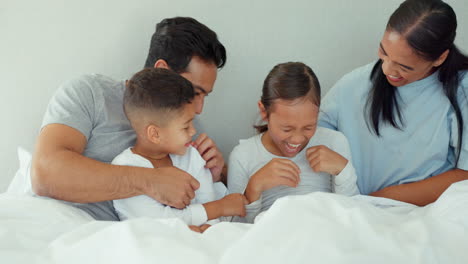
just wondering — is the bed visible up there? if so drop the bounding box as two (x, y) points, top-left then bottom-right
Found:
(2, 148), (468, 263)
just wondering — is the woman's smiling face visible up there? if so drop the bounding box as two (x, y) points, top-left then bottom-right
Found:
(378, 30), (444, 87)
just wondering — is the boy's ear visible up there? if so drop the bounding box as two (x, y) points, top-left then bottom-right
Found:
(258, 101), (268, 121)
(146, 124), (161, 144)
(154, 59), (170, 69)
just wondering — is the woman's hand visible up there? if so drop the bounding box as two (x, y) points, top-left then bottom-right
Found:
(245, 158), (301, 203)
(306, 145), (348, 175)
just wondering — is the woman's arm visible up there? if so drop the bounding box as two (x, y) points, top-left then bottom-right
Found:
(370, 169), (468, 206)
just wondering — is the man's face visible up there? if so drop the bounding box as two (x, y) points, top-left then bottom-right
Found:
(179, 56), (218, 115)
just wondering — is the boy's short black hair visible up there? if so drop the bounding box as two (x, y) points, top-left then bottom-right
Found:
(124, 68), (195, 123)
(144, 17), (226, 72)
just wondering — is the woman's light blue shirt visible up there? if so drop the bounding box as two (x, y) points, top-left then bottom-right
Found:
(319, 62), (468, 194)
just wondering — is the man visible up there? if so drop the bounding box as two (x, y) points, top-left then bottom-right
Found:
(31, 17), (227, 221)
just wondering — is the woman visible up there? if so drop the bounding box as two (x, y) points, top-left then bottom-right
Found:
(319, 0), (468, 206)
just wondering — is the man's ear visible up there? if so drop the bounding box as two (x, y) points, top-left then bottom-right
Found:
(258, 101), (268, 121)
(146, 124), (161, 144)
(154, 59), (170, 69)
(433, 49), (449, 67)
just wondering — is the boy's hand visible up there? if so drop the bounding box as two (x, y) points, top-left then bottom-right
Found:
(199, 224), (211, 233)
(219, 193), (248, 217)
(306, 145), (348, 175)
(188, 225), (202, 233)
(188, 224), (211, 233)
(193, 133), (225, 182)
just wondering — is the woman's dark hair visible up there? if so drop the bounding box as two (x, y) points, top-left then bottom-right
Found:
(144, 17), (226, 72)
(367, 0), (468, 164)
(255, 62), (321, 133)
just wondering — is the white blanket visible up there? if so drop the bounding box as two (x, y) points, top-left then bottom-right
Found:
(2, 181), (468, 264)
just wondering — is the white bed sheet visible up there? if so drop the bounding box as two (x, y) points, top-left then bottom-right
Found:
(1, 180), (468, 264)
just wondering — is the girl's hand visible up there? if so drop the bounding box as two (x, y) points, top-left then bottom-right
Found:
(306, 145), (348, 175)
(245, 158), (301, 202)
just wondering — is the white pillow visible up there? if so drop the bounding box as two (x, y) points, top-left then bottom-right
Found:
(7, 147), (34, 195)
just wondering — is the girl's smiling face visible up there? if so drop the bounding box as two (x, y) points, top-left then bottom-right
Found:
(261, 98), (319, 158)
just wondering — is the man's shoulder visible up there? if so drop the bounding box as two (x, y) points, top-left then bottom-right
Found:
(58, 74), (121, 94)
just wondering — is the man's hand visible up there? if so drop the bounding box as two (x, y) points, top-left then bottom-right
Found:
(141, 166), (200, 209)
(193, 133), (225, 182)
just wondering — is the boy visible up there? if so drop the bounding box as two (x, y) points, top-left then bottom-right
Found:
(112, 68), (247, 232)
(32, 17), (227, 221)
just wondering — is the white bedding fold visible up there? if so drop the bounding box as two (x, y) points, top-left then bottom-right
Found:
(1, 181), (468, 264)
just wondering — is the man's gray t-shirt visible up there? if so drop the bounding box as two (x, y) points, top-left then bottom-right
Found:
(41, 74), (136, 221)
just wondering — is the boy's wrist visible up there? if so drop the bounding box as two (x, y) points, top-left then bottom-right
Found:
(203, 200), (223, 219)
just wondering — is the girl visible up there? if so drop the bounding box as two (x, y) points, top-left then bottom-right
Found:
(228, 62), (359, 223)
(319, 0), (468, 206)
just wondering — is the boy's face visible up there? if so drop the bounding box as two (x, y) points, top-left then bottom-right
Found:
(158, 103), (197, 155)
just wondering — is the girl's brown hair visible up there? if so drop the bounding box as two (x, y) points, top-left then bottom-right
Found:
(255, 62), (321, 133)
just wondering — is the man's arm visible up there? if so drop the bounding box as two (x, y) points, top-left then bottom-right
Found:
(31, 124), (199, 209)
(370, 169), (468, 206)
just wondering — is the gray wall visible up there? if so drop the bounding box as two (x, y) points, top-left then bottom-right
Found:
(1, 0), (467, 191)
